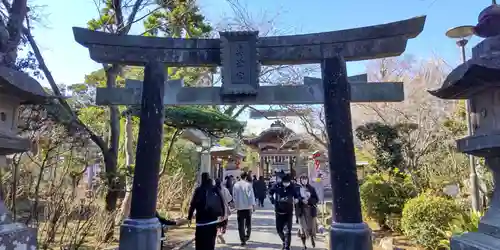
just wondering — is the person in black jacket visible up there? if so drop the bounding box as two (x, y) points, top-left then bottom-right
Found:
(269, 174), (301, 250)
(254, 176), (267, 207)
(156, 211), (177, 239)
(225, 175), (234, 196)
(187, 172), (226, 250)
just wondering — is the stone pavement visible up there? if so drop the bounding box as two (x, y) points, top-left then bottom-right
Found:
(183, 199), (327, 249)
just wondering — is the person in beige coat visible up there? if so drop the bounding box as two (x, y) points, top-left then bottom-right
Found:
(215, 178), (232, 243)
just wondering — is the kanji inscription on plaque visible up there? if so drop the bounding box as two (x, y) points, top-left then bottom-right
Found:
(219, 31), (260, 96)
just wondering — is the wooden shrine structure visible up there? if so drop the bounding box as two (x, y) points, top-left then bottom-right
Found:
(204, 145), (244, 179)
(243, 121), (311, 178)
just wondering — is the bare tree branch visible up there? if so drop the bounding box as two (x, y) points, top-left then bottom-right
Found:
(159, 129), (181, 176)
(22, 24), (109, 162)
(119, 0), (145, 34)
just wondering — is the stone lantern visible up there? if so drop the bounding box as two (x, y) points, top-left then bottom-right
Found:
(0, 67), (49, 154)
(0, 66), (51, 248)
(428, 4), (500, 249)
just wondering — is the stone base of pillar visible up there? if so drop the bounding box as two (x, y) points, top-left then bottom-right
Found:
(0, 203), (37, 249)
(451, 232), (500, 249)
(119, 218), (161, 250)
(329, 222), (373, 250)
(0, 222), (37, 248)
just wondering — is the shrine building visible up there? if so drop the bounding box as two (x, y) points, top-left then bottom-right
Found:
(243, 121), (312, 179)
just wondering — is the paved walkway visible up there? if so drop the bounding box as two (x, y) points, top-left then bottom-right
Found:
(184, 199), (327, 249)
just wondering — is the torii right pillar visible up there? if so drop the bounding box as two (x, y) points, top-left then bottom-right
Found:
(429, 4), (500, 249)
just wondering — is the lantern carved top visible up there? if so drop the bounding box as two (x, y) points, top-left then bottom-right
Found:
(0, 67), (52, 103)
(427, 50), (500, 99)
(428, 5), (500, 100)
(475, 4), (500, 38)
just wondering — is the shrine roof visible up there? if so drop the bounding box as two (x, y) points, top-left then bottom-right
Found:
(197, 146), (245, 158)
(243, 121), (296, 145)
(281, 139), (311, 150)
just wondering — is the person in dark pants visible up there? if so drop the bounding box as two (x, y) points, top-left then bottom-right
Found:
(252, 175), (258, 203)
(269, 174), (301, 250)
(232, 171), (256, 246)
(225, 175), (234, 196)
(254, 176), (267, 207)
(187, 173), (225, 250)
(295, 175), (319, 249)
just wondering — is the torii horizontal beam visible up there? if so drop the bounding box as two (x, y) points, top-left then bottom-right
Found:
(73, 16), (426, 66)
(95, 74), (403, 105)
(248, 109), (310, 119)
(246, 74), (371, 118)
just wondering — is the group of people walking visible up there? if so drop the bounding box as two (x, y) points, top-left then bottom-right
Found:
(187, 171), (319, 250)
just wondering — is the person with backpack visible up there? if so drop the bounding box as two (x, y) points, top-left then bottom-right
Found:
(187, 172), (225, 250)
(232, 171), (256, 246)
(269, 174), (301, 250)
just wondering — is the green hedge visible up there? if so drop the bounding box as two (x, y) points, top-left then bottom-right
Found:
(360, 173), (416, 229)
(401, 193), (461, 249)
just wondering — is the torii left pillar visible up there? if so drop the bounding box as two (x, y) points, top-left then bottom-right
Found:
(119, 62), (165, 250)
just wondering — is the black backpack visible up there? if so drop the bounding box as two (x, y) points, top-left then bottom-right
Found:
(204, 188), (223, 217)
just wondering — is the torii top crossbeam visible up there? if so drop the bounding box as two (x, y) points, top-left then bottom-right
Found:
(73, 16), (425, 66)
(74, 16), (425, 104)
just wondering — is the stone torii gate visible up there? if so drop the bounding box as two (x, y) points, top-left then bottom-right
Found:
(73, 15), (425, 250)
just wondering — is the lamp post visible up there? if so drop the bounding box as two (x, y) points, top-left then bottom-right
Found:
(445, 25), (481, 212)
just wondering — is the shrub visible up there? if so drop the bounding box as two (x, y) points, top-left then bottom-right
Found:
(438, 210), (483, 249)
(401, 193), (462, 249)
(360, 173), (416, 228)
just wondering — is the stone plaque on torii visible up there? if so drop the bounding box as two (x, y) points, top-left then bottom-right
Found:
(73, 15), (426, 250)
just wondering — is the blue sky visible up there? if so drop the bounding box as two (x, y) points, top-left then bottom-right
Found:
(30, 0), (491, 134)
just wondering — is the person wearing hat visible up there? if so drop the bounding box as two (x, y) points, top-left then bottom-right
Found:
(268, 173), (301, 250)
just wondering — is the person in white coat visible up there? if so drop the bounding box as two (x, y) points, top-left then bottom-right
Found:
(232, 171), (256, 246)
(214, 178), (232, 243)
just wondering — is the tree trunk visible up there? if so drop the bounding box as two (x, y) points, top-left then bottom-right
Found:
(1, 0), (28, 66)
(102, 65), (122, 241)
(117, 181), (132, 223)
(116, 114), (134, 224)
